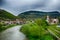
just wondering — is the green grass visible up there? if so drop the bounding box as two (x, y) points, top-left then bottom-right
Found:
(48, 25), (60, 38)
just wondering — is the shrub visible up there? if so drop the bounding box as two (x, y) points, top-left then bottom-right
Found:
(35, 19), (49, 28)
(20, 22), (41, 37)
(0, 24), (15, 32)
(20, 19), (55, 40)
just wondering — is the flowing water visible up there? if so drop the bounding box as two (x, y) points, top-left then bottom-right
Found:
(0, 26), (26, 40)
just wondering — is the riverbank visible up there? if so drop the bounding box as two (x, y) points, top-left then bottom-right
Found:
(0, 24), (17, 32)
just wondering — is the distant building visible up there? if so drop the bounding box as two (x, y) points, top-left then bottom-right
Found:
(46, 15), (59, 24)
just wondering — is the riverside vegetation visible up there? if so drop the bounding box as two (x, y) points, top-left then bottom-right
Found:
(0, 23), (16, 32)
(20, 19), (60, 40)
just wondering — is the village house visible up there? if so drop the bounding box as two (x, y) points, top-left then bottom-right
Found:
(0, 19), (26, 25)
(46, 15), (59, 24)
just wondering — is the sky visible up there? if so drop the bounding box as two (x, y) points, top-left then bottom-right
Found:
(0, 0), (60, 16)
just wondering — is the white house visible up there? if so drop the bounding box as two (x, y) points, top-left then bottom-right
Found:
(46, 15), (59, 24)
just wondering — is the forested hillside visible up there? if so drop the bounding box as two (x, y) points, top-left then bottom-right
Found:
(18, 11), (60, 19)
(0, 9), (18, 20)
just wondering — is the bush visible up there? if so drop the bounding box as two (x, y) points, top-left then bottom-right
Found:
(20, 19), (55, 40)
(0, 24), (15, 32)
(20, 22), (41, 37)
(40, 34), (54, 40)
(0, 23), (5, 32)
(0, 23), (3, 27)
(35, 19), (49, 29)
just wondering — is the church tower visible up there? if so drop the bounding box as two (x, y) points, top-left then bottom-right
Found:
(46, 15), (50, 23)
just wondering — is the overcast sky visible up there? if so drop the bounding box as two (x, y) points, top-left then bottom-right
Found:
(0, 0), (60, 16)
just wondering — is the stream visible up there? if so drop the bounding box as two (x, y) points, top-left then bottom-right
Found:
(0, 25), (26, 40)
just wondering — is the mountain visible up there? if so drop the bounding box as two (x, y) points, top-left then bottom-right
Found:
(18, 11), (60, 19)
(0, 9), (18, 20)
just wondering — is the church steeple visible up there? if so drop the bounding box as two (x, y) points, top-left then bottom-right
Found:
(46, 15), (50, 23)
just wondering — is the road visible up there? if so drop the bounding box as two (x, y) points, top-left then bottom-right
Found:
(0, 25), (26, 40)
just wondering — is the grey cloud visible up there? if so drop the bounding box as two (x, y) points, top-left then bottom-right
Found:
(0, 0), (60, 15)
